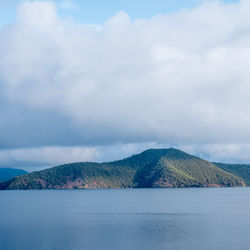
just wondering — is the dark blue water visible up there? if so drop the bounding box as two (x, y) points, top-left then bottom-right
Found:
(0, 188), (250, 250)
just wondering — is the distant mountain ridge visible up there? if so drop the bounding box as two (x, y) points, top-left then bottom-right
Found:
(0, 168), (28, 182)
(0, 148), (247, 190)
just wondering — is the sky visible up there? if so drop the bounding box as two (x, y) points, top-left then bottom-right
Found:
(1, 0), (250, 171)
(0, 0), (239, 27)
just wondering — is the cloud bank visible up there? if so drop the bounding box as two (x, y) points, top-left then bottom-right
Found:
(1, 0), (250, 167)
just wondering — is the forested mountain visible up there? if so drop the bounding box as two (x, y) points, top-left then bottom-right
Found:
(0, 149), (245, 190)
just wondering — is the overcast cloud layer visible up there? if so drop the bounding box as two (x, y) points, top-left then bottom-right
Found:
(1, 0), (250, 169)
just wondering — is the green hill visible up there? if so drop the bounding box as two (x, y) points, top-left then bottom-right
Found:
(0, 168), (28, 182)
(0, 148), (245, 190)
(214, 162), (250, 186)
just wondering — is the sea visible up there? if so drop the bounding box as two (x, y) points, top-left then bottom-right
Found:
(0, 188), (250, 250)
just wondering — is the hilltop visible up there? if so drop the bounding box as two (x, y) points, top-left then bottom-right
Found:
(0, 148), (245, 190)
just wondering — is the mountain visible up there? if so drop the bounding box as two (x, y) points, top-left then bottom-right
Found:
(0, 168), (28, 182)
(214, 162), (250, 186)
(0, 148), (245, 190)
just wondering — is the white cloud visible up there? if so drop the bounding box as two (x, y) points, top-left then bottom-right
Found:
(0, 143), (166, 170)
(1, 0), (250, 165)
(179, 143), (250, 164)
(0, 146), (96, 170)
(2, 142), (250, 171)
(59, 0), (77, 10)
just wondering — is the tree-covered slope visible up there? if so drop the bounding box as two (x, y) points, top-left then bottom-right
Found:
(214, 162), (250, 186)
(0, 162), (136, 190)
(0, 168), (28, 182)
(0, 149), (245, 190)
(133, 149), (244, 188)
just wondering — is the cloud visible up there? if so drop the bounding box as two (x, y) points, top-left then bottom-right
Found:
(178, 143), (250, 164)
(0, 146), (96, 171)
(2, 142), (250, 171)
(59, 0), (77, 10)
(0, 142), (168, 170)
(1, 0), (250, 165)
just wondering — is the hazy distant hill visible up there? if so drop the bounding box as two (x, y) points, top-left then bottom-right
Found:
(0, 148), (245, 190)
(0, 168), (28, 182)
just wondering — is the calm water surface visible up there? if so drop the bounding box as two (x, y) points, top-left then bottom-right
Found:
(0, 188), (250, 250)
